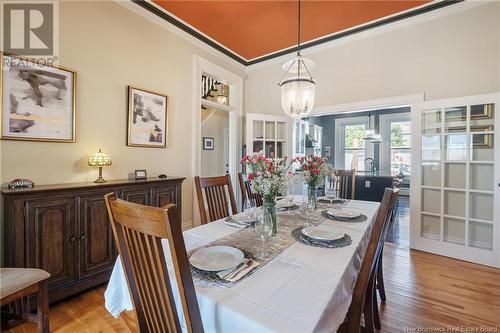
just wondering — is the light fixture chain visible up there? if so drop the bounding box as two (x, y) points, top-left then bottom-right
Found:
(297, 0), (301, 55)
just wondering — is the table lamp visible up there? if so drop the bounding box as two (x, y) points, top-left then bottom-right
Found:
(88, 149), (112, 183)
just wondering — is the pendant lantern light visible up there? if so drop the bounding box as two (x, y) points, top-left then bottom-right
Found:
(363, 113), (375, 140)
(278, 0), (316, 118)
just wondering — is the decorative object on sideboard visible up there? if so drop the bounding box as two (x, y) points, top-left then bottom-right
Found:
(278, 0), (316, 119)
(203, 137), (214, 150)
(134, 169), (147, 180)
(88, 149), (112, 183)
(127, 86), (168, 148)
(7, 178), (34, 189)
(0, 52), (77, 142)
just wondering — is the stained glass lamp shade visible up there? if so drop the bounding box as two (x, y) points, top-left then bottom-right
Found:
(88, 149), (112, 183)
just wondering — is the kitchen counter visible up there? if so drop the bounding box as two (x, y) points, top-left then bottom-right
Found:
(354, 172), (399, 202)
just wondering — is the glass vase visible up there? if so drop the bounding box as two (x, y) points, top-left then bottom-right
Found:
(263, 201), (278, 237)
(307, 184), (318, 211)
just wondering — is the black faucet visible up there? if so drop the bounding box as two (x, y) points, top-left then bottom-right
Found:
(364, 158), (375, 173)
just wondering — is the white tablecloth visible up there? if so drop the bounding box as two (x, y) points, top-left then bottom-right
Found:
(104, 200), (380, 333)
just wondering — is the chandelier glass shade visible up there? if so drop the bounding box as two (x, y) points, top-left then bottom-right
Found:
(279, 56), (316, 118)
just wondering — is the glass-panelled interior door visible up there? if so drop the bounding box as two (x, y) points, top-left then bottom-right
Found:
(412, 93), (500, 268)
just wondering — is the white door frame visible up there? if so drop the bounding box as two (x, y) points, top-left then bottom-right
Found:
(412, 93), (500, 268)
(192, 55), (243, 226)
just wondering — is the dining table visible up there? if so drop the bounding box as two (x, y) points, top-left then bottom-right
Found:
(104, 198), (380, 333)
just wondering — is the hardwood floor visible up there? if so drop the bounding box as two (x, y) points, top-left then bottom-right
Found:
(4, 244), (499, 332)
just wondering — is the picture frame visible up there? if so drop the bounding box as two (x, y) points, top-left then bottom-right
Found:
(203, 137), (214, 150)
(0, 52), (77, 142)
(134, 169), (147, 180)
(127, 86), (168, 148)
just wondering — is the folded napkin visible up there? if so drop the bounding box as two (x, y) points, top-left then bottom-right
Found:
(223, 218), (248, 228)
(217, 259), (260, 283)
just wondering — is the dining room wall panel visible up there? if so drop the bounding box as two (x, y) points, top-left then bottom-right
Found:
(0, 0), (245, 258)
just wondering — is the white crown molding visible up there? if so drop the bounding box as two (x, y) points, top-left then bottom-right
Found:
(246, 0), (489, 71)
(115, 0), (246, 72)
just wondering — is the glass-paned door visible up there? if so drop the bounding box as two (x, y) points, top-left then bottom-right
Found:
(412, 94), (500, 268)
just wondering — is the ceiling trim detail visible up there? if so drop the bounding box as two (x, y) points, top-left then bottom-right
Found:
(133, 0), (463, 67)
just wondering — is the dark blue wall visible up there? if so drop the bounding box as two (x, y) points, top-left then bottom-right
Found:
(304, 106), (410, 171)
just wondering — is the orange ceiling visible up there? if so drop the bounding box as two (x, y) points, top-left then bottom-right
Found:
(153, 0), (430, 61)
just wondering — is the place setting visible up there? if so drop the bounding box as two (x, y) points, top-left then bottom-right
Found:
(189, 245), (261, 284)
(276, 196), (300, 212)
(292, 224), (352, 248)
(224, 198), (260, 228)
(322, 207), (368, 223)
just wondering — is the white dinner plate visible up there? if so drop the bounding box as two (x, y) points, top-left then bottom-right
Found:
(189, 246), (244, 272)
(327, 209), (361, 219)
(301, 225), (345, 241)
(231, 213), (257, 224)
(277, 201), (295, 209)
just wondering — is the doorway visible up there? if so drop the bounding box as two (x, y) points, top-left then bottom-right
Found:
(192, 56), (243, 226)
(200, 108), (229, 177)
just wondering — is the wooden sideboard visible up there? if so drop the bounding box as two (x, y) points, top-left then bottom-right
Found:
(1, 177), (185, 306)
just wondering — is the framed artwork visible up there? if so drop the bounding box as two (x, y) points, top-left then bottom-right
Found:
(0, 52), (76, 142)
(203, 137), (214, 150)
(127, 86), (168, 148)
(134, 169), (147, 180)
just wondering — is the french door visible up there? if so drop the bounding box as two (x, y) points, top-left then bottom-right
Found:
(411, 93), (500, 267)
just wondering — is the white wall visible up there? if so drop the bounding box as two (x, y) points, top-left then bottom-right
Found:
(201, 109), (229, 177)
(0, 1), (245, 233)
(245, 2), (500, 115)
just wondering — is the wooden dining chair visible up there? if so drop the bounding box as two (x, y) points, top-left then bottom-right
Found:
(195, 175), (238, 225)
(337, 188), (398, 333)
(335, 169), (356, 199)
(0, 268), (50, 333)
(372, 187), (400, 330)
(238, 173), (263, 207)
(104, 193), (204, 333)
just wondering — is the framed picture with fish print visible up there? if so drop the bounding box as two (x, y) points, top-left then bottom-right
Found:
(127, 86), (168, 148)
(0, 52), (77, 142)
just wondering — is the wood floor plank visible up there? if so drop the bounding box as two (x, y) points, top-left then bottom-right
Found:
(3, 244), (499, 332)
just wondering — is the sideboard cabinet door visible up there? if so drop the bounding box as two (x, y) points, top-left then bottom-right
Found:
(26, 196), (77, 289)
(153, 185), (178, 207)
(121, 187), (153, 206)
(78, 192), (118, 279)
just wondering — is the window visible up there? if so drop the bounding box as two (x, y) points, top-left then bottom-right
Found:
(380, 112), (411, 176)
(390, 121), (411, 175)
(344, 124), (366, 170)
